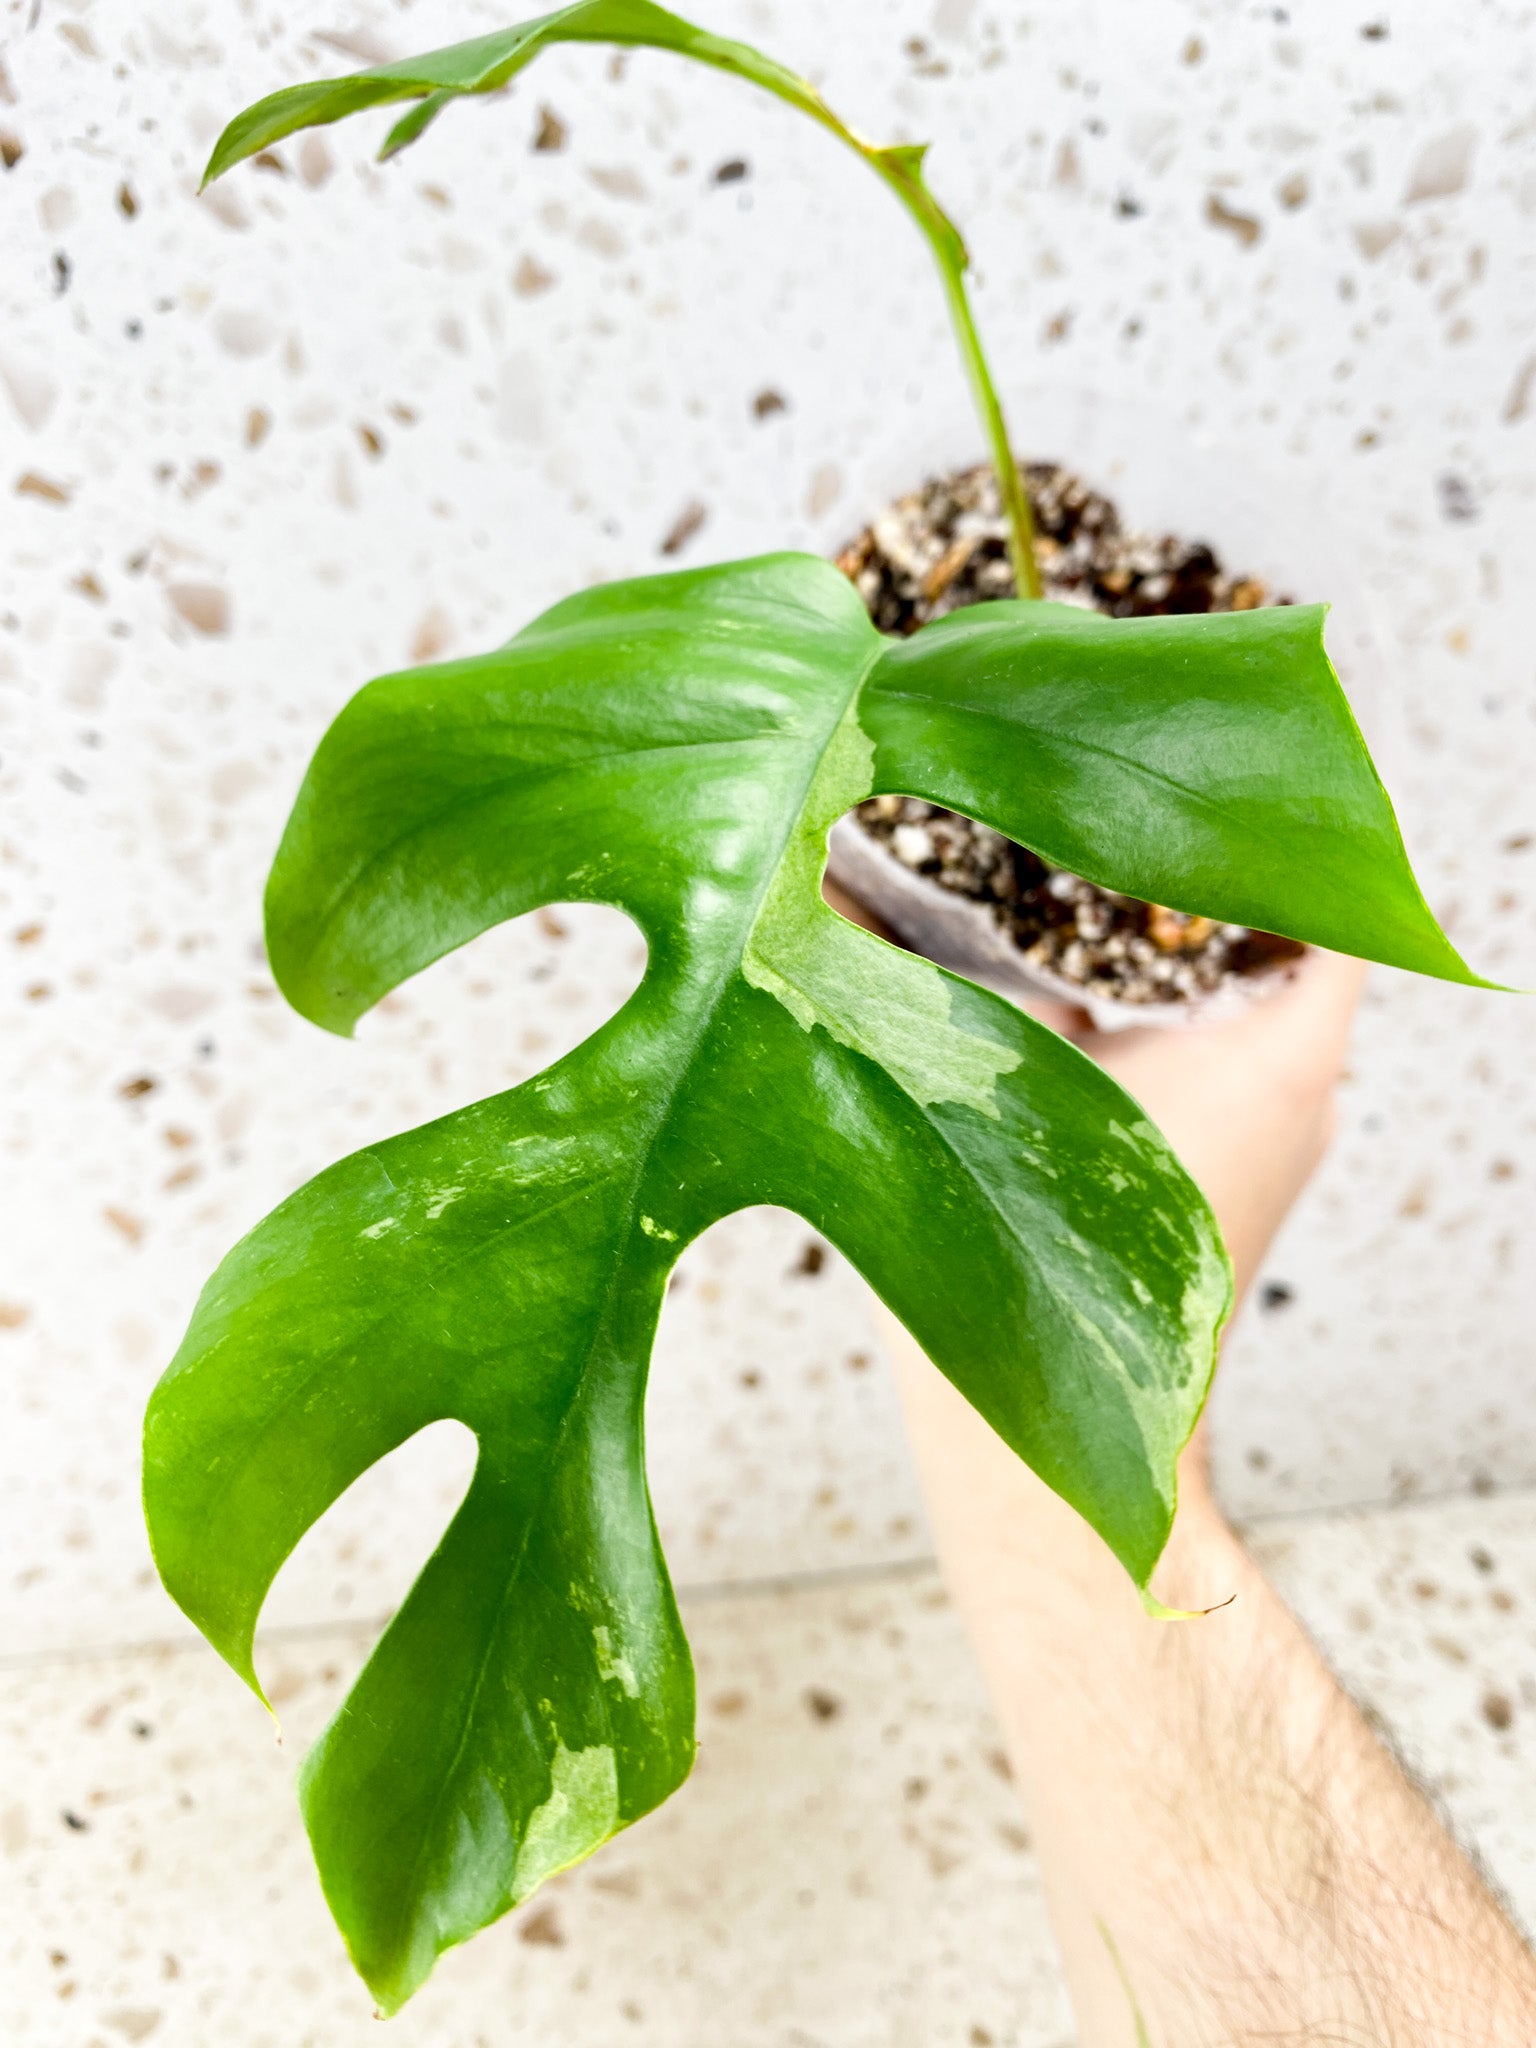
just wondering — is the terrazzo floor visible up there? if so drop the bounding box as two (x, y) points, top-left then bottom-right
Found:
(7, 1487), (1536, 2048)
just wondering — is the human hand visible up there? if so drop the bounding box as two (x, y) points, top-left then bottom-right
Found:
(1062, 947), (1367, 1313)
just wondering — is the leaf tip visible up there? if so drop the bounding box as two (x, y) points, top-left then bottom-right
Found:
(224, 1638), (278, 1718)
(1139, 1585), (1237, 1623)
(201, 119), (250, 190)
(376, 120), (415, 166)
(266, 955), (364, 1039)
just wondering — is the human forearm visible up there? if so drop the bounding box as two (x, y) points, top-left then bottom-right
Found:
(890, 1309), (1536, 2046)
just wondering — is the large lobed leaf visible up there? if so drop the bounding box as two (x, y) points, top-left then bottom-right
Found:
(145, 552), (1477, 2010)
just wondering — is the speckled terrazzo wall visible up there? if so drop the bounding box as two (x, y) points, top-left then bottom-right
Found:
(5, 0), (1536, 1664)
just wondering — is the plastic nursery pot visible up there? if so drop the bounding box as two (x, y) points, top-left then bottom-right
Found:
(824, 383), (1395, 1033)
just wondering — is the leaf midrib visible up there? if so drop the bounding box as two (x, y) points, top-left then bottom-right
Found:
(370, 632), (886, 1979)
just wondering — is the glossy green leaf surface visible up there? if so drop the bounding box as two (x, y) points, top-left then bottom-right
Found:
(145, 556), (1472, 2010)
(867, 599), (1486, 985)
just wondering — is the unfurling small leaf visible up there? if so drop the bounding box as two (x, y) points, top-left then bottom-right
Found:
(196, 0), (1050, 587)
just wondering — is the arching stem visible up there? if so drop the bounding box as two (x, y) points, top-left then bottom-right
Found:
(933, 257), (1043, 600)
(203, 5), (1047, 596)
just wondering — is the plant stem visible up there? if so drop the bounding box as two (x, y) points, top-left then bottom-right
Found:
(851, 142), (1043, 602)
(933, 259), (1043, 600)
(208, 9), (1047, 595)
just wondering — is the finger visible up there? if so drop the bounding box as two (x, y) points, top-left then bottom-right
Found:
(1280, 945), (1369, 1015)
(1239, 948), (1369, 1072)
(822, 873), (899, 941)
(1016, 996), (1094, 1040)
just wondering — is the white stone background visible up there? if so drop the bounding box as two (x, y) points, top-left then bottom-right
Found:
(4, 0), (1536, 2041)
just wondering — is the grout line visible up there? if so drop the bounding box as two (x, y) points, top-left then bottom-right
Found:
(1227, 1476), (1536, 1532)
(0, 1553), (942, 1675)
(0, 1614), (379, 1674)
(7, 1476), (1535, 1677)
(677, 1552), (939, 1606)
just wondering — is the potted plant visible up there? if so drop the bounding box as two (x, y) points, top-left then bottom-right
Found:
(824, 417), (1367, 1029)
(143, 0), (1489, 2015)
